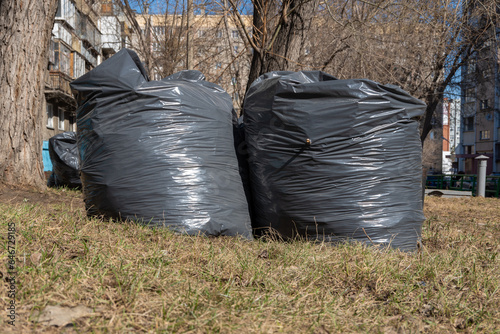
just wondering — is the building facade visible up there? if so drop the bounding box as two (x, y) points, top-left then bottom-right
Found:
(44, 0), (101, 142)
(133, 12), (252, 112)
(43, 0), (131, 143)
(442, 98), (461, 174)
(42, 0), (131, 174)
(458, 27), (499, 175)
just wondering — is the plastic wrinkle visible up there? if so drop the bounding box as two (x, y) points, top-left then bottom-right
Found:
(242, 71), (426, 251)
(70, 48), (252, 239)
(47, 132), (81, 188)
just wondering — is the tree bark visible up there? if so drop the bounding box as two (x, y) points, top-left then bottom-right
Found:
(247, 0), (316, 90)
(262, 0), (315, 73)
(0, 0), (58, 188)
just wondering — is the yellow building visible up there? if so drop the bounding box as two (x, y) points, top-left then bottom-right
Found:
(133, 12), (253, 111)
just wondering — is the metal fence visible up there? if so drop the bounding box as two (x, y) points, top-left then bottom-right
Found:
(425, 174), (500, 198)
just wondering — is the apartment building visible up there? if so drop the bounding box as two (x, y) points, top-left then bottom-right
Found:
(458, 26), (499, 175)
(42, 0), (132, 174)
(133, 12), (252, 111)
(44, 0), (100, 141)
(43, 0), (131, 142)
(100, 0), (132, 59)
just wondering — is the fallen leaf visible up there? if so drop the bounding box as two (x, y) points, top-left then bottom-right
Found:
(420, 303), (434, 317)
(30, 253), (42, 266)
(454, 317), (466, 329)
(257, 250), (269, 259)
(33, 305), (93, 326)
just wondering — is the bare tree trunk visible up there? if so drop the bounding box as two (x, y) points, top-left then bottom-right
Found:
(262, 0), (315, 73)
(247, 0), (267, 87)
(0, 0), (58, 188)
(186, 0), (194, 69)
(247, 0), (316, 90)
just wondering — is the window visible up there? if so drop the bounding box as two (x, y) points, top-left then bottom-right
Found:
(101, 1), (114, 15)
(46, 104), (54, 128)
(51, 41), (71, 76)
(464, 145), (473, 154)
(482, 68), (493, 78)
(53, 22), (72, 46)
(305, 47), (310, 55)
(216, 30), (223, 38)
(464, 88), (475, 103)
(153, 42), (161, 52)
(215, 62), (222, 70)
(58, 109), (65, 130)
(480, 99), (489, 109)
(231, 77), (237, 85)
(73, 52), (85, 78)
(197, 29), (205, 38)
(464, 117), (474, 131)
(479, 130), (490, 140)
(233, 45), (239, 54)
(69, 115), (76, 132)
(153, 26), (165, 35)
(232, 30), (239, 38)
(48, 40), (56, 65)
(466, 58), (476, 75)
(56, 0), (76, 28)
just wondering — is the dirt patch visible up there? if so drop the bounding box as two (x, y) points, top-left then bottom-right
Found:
(0, 182), (85, 211)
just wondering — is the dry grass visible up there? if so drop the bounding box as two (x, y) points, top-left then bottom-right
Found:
(0, 186), (499, 333)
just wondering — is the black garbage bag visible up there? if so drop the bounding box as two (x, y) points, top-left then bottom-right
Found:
(233, 115), (254, 223)
(70, 48), (252, 238)
(243, 71), (426, 251)
(47, 131), (81, 188)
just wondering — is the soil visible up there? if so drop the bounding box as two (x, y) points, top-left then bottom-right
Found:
(0, 182), (85, 211)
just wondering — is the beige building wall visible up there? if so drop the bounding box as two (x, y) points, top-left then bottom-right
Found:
(133, 13), (252, 112)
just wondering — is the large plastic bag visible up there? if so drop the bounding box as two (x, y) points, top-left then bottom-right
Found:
(70, 49), (252, 238)
(243, 71), (426, 250)
(47, 131), (81, 188)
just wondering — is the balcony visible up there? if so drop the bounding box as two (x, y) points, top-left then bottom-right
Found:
(81, 44), (98, 67)
(53, 22), (73, 47)
(77, 14), (101, 53)
(45, 71), (76, 108)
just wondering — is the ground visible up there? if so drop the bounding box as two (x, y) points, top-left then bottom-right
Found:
(0, 183), (499, 333)
(0, 183), (84, 211)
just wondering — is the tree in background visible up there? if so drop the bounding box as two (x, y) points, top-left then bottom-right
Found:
(227, 0), (317, 89)
(111, 0), (318, 102)
(305, 0), (499, 143)
(113, 0), (252, 109)
(1, 0), (497, 188)
(0, 0), (59, 188)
